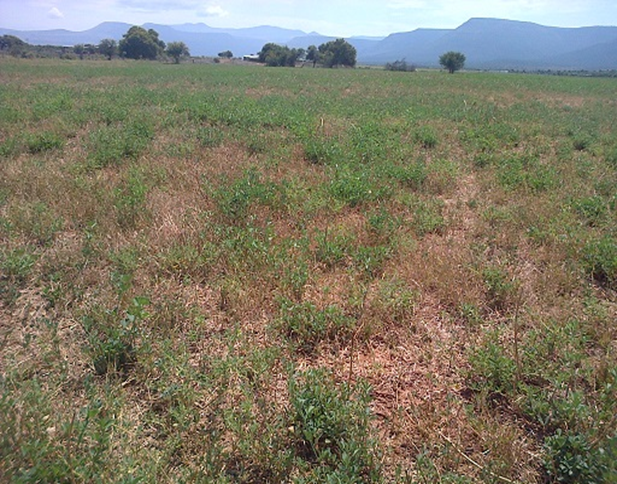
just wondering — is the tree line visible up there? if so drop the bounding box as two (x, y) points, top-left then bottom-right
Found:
(2, 28), (467, 73)
(0, 27), (191, 63)
(257, 38), (357, 68)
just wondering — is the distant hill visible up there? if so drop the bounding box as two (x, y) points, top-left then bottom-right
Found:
(0, 22), (308, 56)
(358, 29), (451, 65)
(425, 18), (617, 69)
(0, 22), (132, 46)
(1, 18), (616, 70)
(359, 18), (617, 69)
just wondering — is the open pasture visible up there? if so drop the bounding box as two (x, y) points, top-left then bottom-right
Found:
(0, 58), (616, 482)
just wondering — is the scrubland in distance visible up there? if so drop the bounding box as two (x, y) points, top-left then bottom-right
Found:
(0, 58), (615, 483)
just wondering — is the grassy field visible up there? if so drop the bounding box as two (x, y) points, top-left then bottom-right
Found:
(0, 57), (616, 483)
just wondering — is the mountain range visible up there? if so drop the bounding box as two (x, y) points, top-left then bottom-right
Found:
(2, 18), (617, 70)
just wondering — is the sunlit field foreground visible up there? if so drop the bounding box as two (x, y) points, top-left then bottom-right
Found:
(1, 58), (615, 483)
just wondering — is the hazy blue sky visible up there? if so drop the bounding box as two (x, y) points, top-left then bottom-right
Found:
(2, 0), (616, 36)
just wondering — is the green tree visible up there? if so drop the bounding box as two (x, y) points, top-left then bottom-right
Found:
(119, 26), (165, 60)
(218, 50), (233, 59)
(0, 35), (27, 57)
(258, 43), (303, 67)
(439, 51), (466, 74)
(166, 41), (190, 64)
(385, 59), (416, 72)
(318, 38), (356, 68)
(0, 35), (25, 51)
(306, 45), (319, 67)
(98, 38), (117, 60)
(73, 44), (85, 60)
(147, 29), (166, 51)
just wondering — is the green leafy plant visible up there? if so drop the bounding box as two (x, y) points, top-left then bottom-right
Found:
(113, 167), (150, 229)
(9, 201), (64, 246)
(289, 368), (381, 481)
(582, 236), (617, 288)
(572, 134), (592, 152)
(482, 266), (517, 310)
(413, 125), (439, 149)
(25, 131), (64, 153)
(572, 196), (608, 226)
(197, 125), (224, 147)
(0, 247), (37, 305)
(82, 296), (148, 375)
(544, 430), (612, 483)
(214, 168), (283, 221)
(0, 381), (118, 483)
(373, 278), (418, 325)
(353, 244), (390, 278)
(386, 160), (427, 190)
(87, 120), (153, 168)
(412, 199), (445, 235)
(315, 229), (354, 269)
(468, 332), (517, 396)
(329, 167), (388, 207)
(303, 136), (342, 165)
(277, 298), (355, 353)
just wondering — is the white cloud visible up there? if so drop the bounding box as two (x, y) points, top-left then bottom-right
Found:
(115, 0), (229, 17)
(203, 5), (229, 17)
(118, 0), (204, 11)
(47, 6), (64, 19)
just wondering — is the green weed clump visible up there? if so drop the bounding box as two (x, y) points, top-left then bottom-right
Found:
(25, 131), (65, 153)
(82, 296), (148, 375)
(113, 167), (150, 229)
(87, 120), (153, 169)
(572, 195), (609, 227)
(468, 331), (517, 395)
(385, 159), (427, 190)
(196, 125), (224, 147)
(373, 278), (418, 325)
(582, 236), (617, 288)
(413, 125), (439, 149)
(303, 136), (342, 165)
(289, 368), (381, 482)
(315, 229), (354, 269)
(469, 317), (617, 484)
(544, 429), (616, 483)
(0, 137), (19, 158)
(0, 247), (38, 306)
(277, 298), (355, 353)
(482, 266), (518, 311)
(572, 134), (593, 152)
(213, 168), (286, 221)
(329, 167), (390, 207)
(0, 382), (125, 483)
(412, 198), (445, 235)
